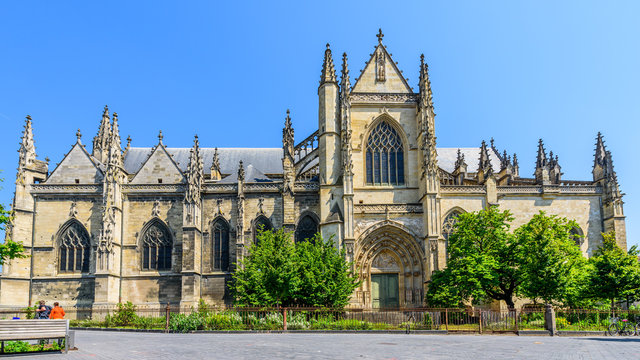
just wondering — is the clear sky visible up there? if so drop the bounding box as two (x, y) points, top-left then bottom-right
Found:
(0, 1), (637, 248)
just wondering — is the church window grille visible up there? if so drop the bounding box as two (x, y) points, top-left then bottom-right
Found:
(366, 121), (404, 185)
(295, 215), (318, 244)
(141, 220), (172, 271)
(58, 220), (91, 273)
(212, 219), (230, 271)
(253, 216), (273, 245)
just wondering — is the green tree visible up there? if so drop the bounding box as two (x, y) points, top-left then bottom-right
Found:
(516, 212), (586, 306)
(426, 206), (524, 309)
(294, 234), (360, 307)
(231, 228), (359, 308)
(231, 228), (299, 307)
(586, 232), (640, 309)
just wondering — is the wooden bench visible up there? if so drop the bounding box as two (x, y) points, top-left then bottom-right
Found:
(0, 319), (69, 354)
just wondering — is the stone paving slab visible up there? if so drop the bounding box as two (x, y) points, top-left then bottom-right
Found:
(4, 330), (640, 359)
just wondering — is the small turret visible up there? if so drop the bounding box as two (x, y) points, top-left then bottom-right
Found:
(92, 105), (112, 164)
(210, 147), (221, 181)
(452, 149), (467, 185)
(18, 115), (37, 174)
(549, 153), (562, 184)
(282, 109), (295, 195)
(535, 139), (550, 185)
(184, 135), (203, 227)
(592, 132), (607, 181)
(477, 140), (493, 183)
(512, 153), (519, 177)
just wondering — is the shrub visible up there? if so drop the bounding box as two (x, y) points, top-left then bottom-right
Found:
(4, 341), (31, 353)
(169, 312), (206, 333)
(555, 317), (569, 329)
(112, 301), (137, 326)
(205, 311), (244, 330)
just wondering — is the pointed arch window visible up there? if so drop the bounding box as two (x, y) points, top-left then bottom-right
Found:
(442, 211), (463, 256)
(295, 214), (318, 244)
(570, 226), (584, 246)
(141, 219), (173, 271)
(58, 220), (91, 273)
(253, 216), (273, 245)
(366, 121), (404, 185)
(212, 218), (230, 271)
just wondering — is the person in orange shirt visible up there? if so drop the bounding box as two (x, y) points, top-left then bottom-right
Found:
(49, 302), (65, 319)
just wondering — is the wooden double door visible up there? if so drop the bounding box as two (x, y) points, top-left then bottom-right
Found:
(371, 273), (399, 308)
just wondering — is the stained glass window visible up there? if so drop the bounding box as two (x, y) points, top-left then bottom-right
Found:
(366, 121), (404, 185)
(58, 220), (90, 273)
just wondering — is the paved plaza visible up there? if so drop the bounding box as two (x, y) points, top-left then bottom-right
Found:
(7, 331), (640, 359)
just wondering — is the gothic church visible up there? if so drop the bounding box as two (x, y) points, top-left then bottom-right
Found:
(0, 31), (626, 309)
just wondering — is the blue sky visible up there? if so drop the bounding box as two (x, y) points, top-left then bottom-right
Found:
(0, 1), (637, 248)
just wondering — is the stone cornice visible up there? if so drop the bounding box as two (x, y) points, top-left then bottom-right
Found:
(354, 203), (423, 214)
(350, 92), (418, 104)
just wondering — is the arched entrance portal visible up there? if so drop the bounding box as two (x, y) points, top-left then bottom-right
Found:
(355, 222), (425, 308)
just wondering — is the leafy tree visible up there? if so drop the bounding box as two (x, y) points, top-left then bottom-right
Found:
(426, 206), (524, 309)
(231, 229), (359, 308)
(231, 228), (299, 307)
(586, 232), (640, 309)
(516, 212), (586, 305)
(294, 234), (360, 307)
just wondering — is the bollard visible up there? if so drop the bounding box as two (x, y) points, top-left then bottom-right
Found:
(445, 308), (449, 331)
(282, 307), (287, 331)
(165, 302), (170, 333)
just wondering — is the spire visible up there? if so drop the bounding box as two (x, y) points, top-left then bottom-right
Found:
(18, 115), (36, 170)
(92, 105), (111, 163)
(210, 147), (221, 181)
(283, 109), (294, 154)
(500, 150), (510, 171)
(536, 139), (547, 168)
(453, 148), (468, 185)
(419, 54), (434, 109)
(340, 52), (351, 97)
(237, 160), (245, 182)
(185, 134), (203, 205)
(320, 43), (337, 85)
(512, 153), (520, 177)
(455, 149), (466, 170)
(478, 140), (493, 177)
(124, 135), (132, 155)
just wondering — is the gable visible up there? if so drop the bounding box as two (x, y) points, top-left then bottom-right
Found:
(130, 146), (185, 184)
(46, 144), (103, 184)
(352, 45), (412, 94)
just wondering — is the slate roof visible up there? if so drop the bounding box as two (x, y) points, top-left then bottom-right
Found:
(122, 146), (500, 181)
(124, 147), (284, 176)
(437, 147), (501, 174)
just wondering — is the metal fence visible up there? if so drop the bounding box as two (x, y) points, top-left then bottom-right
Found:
(3, 305), (637, 333)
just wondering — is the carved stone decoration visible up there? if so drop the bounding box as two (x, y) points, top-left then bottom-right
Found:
(69, 201), (78, 218)
(257, 197), (264, 215)
(375, 48), (385, 82)
(151, 200), (161, 217)
(216, 199), (223, 216)
(371, 250), (399, 271)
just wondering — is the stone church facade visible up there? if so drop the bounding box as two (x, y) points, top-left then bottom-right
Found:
(0, 31), (627, 309)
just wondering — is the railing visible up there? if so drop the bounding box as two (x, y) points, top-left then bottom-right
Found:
(0, 306), (555, 333)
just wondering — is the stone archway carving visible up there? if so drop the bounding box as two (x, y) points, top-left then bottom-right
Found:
(354, 222), (425, 308)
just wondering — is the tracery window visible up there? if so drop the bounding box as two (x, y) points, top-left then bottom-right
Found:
(295, 214), (318, 244)
(253, 216), (273, 245)
(141, 219), (173, 271)
(366, 121), (404, 185)
(442, 211), (463, 255)
(58, 220), (91, 273)
(212, 218), (230, 271)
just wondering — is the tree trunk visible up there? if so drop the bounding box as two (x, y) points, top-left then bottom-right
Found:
(505, 297), (516, 310)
